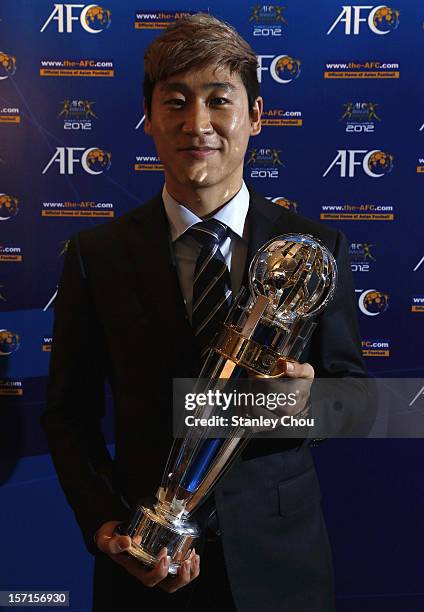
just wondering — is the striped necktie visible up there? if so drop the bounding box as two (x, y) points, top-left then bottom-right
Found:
(188, 219), (232, 357)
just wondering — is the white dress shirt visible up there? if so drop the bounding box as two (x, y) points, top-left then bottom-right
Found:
(162, 182), (250, 322)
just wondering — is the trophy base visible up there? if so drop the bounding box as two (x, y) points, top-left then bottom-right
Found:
(117, 503), (200, 575)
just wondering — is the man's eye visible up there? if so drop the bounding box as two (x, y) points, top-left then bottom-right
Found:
(210, 97), (230, 106)
(165, 99), (185, 107)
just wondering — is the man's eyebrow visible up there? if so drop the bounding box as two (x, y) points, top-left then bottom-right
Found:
(160, 81), (237, 93)
(203, 82), (237, 92)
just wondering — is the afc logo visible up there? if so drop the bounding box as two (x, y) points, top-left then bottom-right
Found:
(42, 147), (111, 175)
(257, 54), (301, 84)
(356, 289), (389, 316)
(327, 5), (399, 35)
(0, 52), (17, 80)
(323, 150), (393, 178)
(40, 4), (111, 33)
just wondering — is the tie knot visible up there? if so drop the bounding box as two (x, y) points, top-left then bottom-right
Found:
(188, 219), (229, 248)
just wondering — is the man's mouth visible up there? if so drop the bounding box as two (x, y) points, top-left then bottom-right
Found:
(178, 146), (221, 158)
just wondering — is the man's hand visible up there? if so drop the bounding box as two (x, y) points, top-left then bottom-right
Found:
(245, 359), (314, 430)
(281, 359), (314, 416)
(278, 359), (315, 416)
(95, 521), (200, 593)
(283, 359), (314, 381)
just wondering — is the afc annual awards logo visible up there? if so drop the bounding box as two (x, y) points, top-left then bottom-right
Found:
(341, 102), (380, 133)
(58, 99), (97, 130)
(349, 242), (376, 272)
(0, 194), (19, 221)
(42, 147), (111, 175)
(327, 5), (399, 35)
(323, 149), (393, 178)
(0, 52), (16, 80)
(41, 4), (111, 33)
(249, 4), (287, 37)
(245, 148), (284, 179)
(257, 55), (301, 83)
(356, 289), (389, 316)
(0, 329), (20, 355)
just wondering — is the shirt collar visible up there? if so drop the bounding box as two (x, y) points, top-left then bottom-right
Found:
(162, 181), (249, 243)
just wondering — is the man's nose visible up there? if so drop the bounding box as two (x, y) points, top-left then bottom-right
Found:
(182, 101), (213, 135)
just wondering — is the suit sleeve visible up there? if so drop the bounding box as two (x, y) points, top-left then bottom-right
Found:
(307, 230), (377, 436)
(309, 230), (367, 378)
(41, 235), (129, 554)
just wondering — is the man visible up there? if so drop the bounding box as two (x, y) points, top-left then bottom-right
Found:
(42, 13), (367, 612)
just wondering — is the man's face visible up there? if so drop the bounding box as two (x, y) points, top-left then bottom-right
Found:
(144, 64), (262, 195)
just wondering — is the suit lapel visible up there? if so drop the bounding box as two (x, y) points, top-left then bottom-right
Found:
(120, 193), (199, 366)
(242, 186), (287, 286)
(247, 188), (283, 261)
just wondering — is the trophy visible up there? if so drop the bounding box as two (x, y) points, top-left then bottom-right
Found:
(118, 233), (337, 574)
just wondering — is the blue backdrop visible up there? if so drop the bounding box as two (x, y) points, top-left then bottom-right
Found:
(1, 2), (423, 610)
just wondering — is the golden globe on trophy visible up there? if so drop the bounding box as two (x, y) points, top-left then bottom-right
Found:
(117, 233), (337, 574)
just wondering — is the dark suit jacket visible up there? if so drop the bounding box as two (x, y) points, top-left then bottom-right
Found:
(42, 187), (368, 611)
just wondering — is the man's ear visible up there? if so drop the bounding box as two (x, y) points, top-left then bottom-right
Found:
(250, 96), (263, 136)
(143, 99), (152, 136)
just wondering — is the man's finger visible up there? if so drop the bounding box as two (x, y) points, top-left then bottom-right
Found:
(190, 554), (200, 580)
(99, 533), (170, 587)
(95, 521), (130, 555)
(284, 360), (314, 380)
(97, 532), (131, 555)
(160, 558), (193, 593)
(141, 553), (171, 587)
(114, 547), (170, 586)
